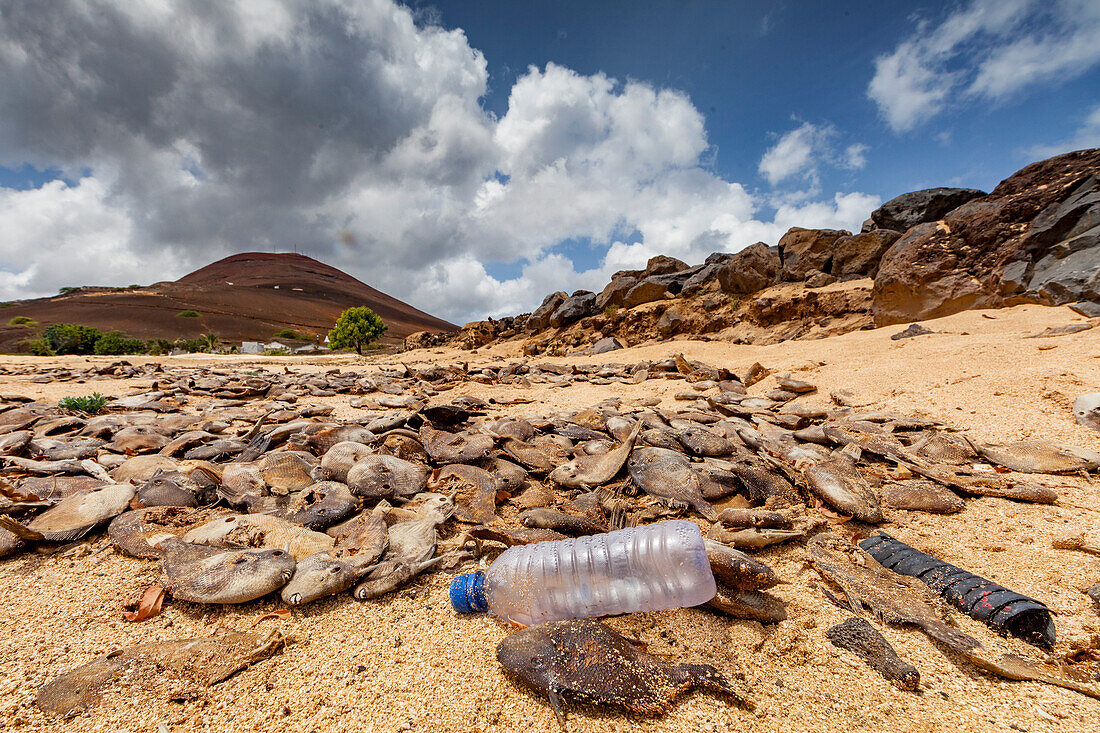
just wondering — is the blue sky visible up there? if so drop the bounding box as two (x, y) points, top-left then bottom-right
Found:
(0, 0), (1097, 323)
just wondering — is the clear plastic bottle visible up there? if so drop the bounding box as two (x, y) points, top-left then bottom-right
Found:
(449, 520), (716, 625)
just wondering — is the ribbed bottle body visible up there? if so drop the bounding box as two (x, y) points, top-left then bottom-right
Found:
(483, 520), (715, 626)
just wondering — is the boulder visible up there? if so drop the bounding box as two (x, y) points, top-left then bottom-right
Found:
(869, 187), (986, 232)
(595, 276), (638, 311)
(528, 291), (568, 331)
(716, 242), (781, 294)
(778, 228), (850, 280)
(549, 291), (597, 328)
(621, 278), (669, 308)
(643, 255), (689, 276)
(403, 331), (446, 350)
(831, 229), (902, 277)
(873, 149), (1100, 326)
(656, 308), (684, 337)
(805, 271), (838, 288)
(589, 336), (624, 354)
(679, 262), (720, 297)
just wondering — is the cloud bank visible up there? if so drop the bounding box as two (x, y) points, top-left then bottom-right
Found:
(869, 0), (1100, 132)
(0, 0), (877, 324)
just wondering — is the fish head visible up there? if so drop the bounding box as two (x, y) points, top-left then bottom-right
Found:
(280, 553), (359, 605)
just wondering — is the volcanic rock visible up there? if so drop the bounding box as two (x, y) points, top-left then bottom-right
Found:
(528, 292), (568, 331)
(778, 228), (849, 281)
(716, 243), (781, 294)
(868, 187), (986, 232)
(549, 292), (597, 328)
(621, 279), (670, 308)
(832, 229), (903, 278)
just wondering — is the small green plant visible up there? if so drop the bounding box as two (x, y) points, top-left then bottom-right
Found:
(7, 316), (36, 327)
(93, 330), (146, 355)
(145, 338), (173, 355)
(59, 392), (108, 414)
(58, 286), (79, 296)
(177, 310), (200, 318)
(728, 298), (741, 311)
(261, 347), (289, 356)
(603, 305), (619, 316)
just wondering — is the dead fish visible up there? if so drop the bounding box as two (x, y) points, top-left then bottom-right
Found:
(910, 432), (976, 465)
(803, 455), (884, 523)
(327, 502), (390, 561)
(316, 441), (375, 482)
(477, 457), (528, 492)
(881, 480), (964, 514)
(158, 537), (296, 604)
(484, 418), (536, 442)
(346, 455), (428, 499)
(703, 539), (778, 590)
(501, 439), (557, 474)
(136, 469), (214, 508)
(36, 630), (284, 717)
(183, 513), (334, 561)
(218, 463), (266, 509)
(972, 440), (1100, 474)
(0, 526), (23, 558)
(109, 506), (231, 558)
(419, 424), (495, 464)
(15, 475), (103, 503)
(707, 585), (787, 623)
(281, 481), (359, 529)
(4, 456), (111, 482)
(673, 422), (736, 457)
(466, 525), (568, 546)
(2, 482), (135, 542)
(1088, 583), (1100, 606)
(108, 425), (170, 453)
(27, 437), (105, 461)
(386, 495), (453, 565)
(521, 508), (606, 536)
(808, 538), (1100, 701)
(352, 555), (449, 600)
(496, 619), (751, 727)
(709, 525), (804, 549)
(626, 447), (717, 520)
(1073, 393), (1100, 431)
(715, 508), (792, 529)
(430, 464), (500, 524)
(259, 452), (316, 492)
(0, 429), (31, 455)
(290, 424), (376, 454)
(550, 421), (641, 489)
(826, 617), (920, 691)
(111, 454), (177, 483)
(280, 550), (378, 606)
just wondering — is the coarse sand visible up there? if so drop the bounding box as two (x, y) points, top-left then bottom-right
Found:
(0, 303), (1098, 733)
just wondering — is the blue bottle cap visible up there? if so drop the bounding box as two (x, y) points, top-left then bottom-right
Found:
(449, 571), (489, 613)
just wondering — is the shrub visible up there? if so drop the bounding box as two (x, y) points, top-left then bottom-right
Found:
(58, 286), (79, 296)
(44, 323), (102, 355)
(262, 347), (289, 356)
(603, 305), (619, 316)
(146, 338), (173, 355)
(93, 330), (147, 355)
(177, 310), (200, 318)
(272, 328), (305, 340)
(21, 337), (53, 356)
(7, 316), (36, 326)
(328, 307), (388, 355)
(174, 338), (209, 353)
(59, 392), (108, 414)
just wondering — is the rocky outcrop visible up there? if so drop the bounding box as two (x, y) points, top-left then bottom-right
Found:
(528, 292), (568, 331)
(778, 228), (849, 280)
(549, 291), (597, 328)
(874, 149), (1100, 325)
(716, 243), (781, 293)
(831, 229), (902, 278)
(621, 278), (670, 308)
(866, 188), (986, 232)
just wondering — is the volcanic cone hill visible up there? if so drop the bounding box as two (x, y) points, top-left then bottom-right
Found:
(0, 252), (454, 352)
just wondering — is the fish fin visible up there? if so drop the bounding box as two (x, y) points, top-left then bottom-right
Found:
(546, 687), (569, 731)
(0, 514), (44, 541)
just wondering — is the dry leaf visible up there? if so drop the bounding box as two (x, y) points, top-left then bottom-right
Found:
(123, 584), (165, 622)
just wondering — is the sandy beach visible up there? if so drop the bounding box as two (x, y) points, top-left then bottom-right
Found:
(1, 302), (1098, 733)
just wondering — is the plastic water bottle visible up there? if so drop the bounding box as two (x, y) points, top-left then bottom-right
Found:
(449, 520), (716, 625)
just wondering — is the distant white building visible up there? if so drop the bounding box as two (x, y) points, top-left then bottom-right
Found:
(264, 341), (289, 352)
(240, 341), (263, 354)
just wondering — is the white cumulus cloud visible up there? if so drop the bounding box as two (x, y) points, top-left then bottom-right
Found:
(869, 0), (1100, 132)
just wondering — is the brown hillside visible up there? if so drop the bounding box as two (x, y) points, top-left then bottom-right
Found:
(0, 252), (454, 352)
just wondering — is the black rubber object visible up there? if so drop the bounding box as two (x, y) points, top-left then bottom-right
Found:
(860, 532), (1055, 647)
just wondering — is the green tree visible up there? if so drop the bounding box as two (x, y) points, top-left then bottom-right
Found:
(327, 307), (387, 355)
(93, 330), (146, 355)
(199, 333), (220, 352)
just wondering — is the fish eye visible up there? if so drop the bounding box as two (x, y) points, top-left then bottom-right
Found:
(232, 556), (247, 564)
(271, 550), (285, 557)
(329, 566), (341, 574)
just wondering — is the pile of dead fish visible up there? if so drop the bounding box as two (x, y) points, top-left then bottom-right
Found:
(2, 355), (1099, 722)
